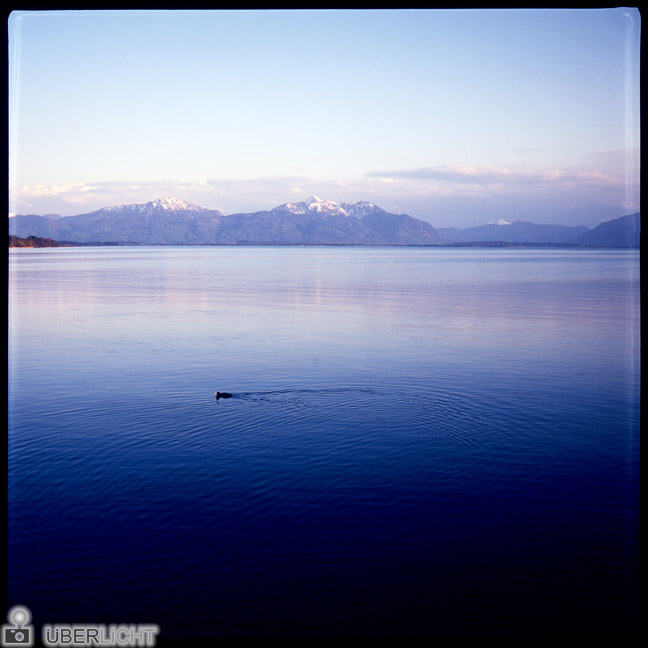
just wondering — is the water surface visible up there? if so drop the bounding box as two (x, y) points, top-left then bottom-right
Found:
(8, 246), (640, 638)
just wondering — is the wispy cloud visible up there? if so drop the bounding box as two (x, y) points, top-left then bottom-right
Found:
(20, 182), (102, 198)
(585, 148), (640, 163)
(367, 164), (625, 188)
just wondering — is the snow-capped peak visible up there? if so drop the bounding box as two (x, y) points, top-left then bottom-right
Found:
(345, 201), (380, 218)
(487, 218), (511, 226)
(101, 197), (206, 214)
(147, 197), (203, 213)
(274, 197), (382, 218)
(303, 196), (347, 215)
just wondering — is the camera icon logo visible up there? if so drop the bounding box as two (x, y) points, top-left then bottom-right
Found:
(1, 606), (33, 647)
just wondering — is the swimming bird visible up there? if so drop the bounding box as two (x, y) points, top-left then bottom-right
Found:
(215, 391), (233, 399)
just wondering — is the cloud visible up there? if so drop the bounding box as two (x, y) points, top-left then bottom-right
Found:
(12, 176), (361, 216)
(367, 164), (625, 189)
(10, 160), (639, 229)
(19, 182), (101, 197)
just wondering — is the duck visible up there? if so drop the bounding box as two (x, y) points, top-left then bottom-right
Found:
(215, 391), (233, 399)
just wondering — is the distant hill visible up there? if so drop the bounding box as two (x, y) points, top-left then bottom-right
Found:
(438, 214), (640, 247)
(438, 221), (589, 244)
(9, 196), (445, 246)
(8, 215), (68, 240)
(570, 213), (640, 248)
(9, 235), (66, 248)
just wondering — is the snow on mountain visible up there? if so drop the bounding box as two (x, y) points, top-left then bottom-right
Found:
(279, 196), (347, 216)
(487, 218), (511, 225)
(102, 197), (208, 215)
(273, 196), (382, 218)
(148, 197), (206, 213)
(345, 201), (381, 218)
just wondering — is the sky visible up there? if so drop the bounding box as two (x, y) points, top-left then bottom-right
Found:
(8, 8), (641, 228)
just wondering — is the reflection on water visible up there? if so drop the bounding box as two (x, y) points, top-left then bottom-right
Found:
(8, 246), (640, 638)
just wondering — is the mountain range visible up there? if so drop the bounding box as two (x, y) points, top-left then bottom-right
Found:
(8, 196), (444, 246)
(438, 213), (640, 247)
(438, 221), (590, 244)
(8, 197), (640, 247)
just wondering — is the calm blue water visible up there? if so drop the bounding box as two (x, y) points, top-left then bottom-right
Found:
(8, 246), (640, 638)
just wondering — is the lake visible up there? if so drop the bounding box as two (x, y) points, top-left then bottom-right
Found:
(7, 246), (640, 638)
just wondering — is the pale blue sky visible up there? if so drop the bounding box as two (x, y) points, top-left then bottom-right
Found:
(8, 8), (640, 227)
